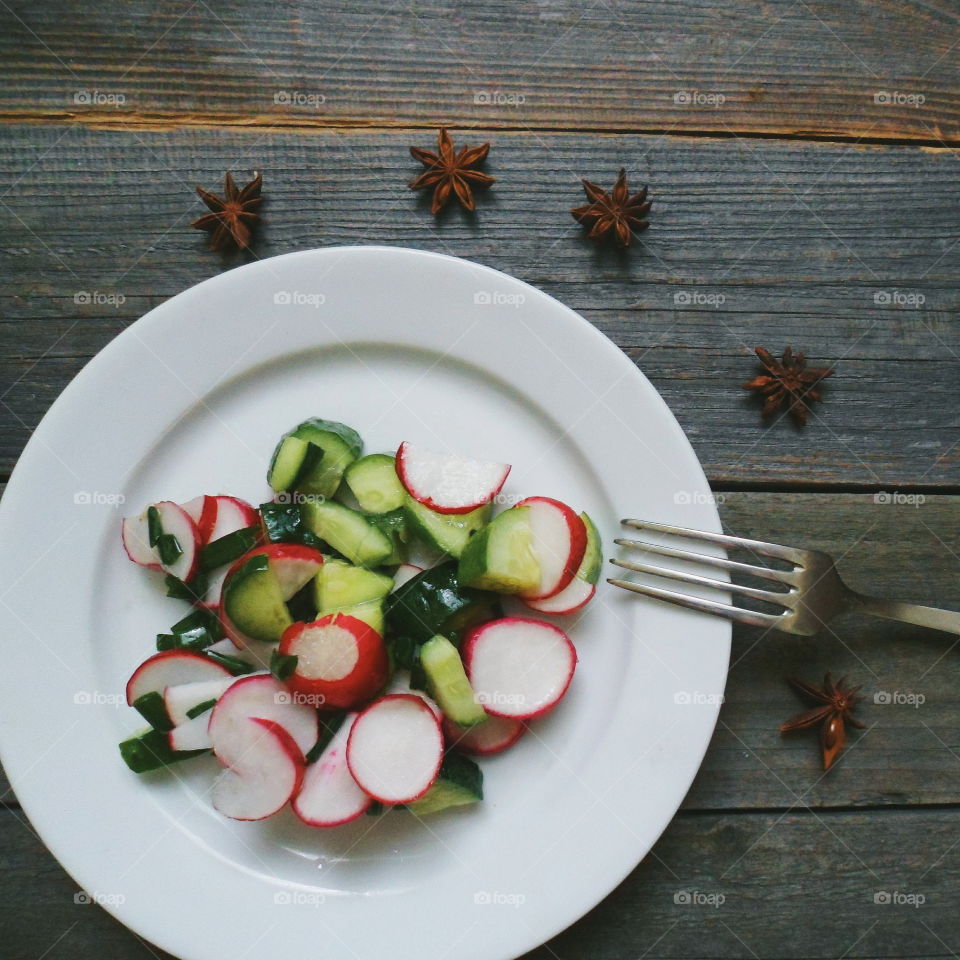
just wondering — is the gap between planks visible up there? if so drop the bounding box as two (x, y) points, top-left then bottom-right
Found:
(0, 112), (958, 150)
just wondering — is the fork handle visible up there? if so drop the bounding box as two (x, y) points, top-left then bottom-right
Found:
(850, 593), (960, 635)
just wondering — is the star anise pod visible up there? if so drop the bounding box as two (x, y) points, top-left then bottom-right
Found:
(742, 346), (834, 426)
(571, 168), (651, 246)
(191, 171), (263, 251)
(409, 128), (495, 214)
(780, 672), (864, 770)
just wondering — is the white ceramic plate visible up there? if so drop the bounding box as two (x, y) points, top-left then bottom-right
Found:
(0, 247), (729, 960)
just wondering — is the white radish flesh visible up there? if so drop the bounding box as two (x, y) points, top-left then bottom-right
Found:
(347, 695), (443, 804)
(120, 511), (159, 568)
(206, 496), (258, 543)
(524, 577), (596, 616)
(396, 441), (510, 514)
(209, 674), (319, 757)
(443, 714), (526, 755)
(211, 717), (304, 821)
(126, 651), (232, 705)
(516, 497), (586, 600)
(168, 713), (213, 752)
(153, 501), (202, 581)
(391, 563), (423, 593)
(386, 670), (442, 718)
(293, 714), (371, 827)
(464, 618), (576, 720)
(163, 677), (236, 726)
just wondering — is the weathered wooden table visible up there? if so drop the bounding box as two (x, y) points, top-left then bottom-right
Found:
(2, 2), (958, 958)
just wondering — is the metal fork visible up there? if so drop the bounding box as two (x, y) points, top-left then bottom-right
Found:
(608, 519), (960, 636)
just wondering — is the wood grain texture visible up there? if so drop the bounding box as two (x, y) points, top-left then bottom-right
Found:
(2, 492), (958, 814)
(3, 805), (959, 960)
(1, 125), (958, 485)
(0, 0), (958, 142)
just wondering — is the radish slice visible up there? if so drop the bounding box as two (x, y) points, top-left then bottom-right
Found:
(209, 674), (319, 757)
(347, 695), (443, 804)
(120, 511), (160, 569)
(212, 717), (304, 821)
(443, 714), (525, 756)
(199, 564), (231, 611)
(153, 501), (202, 581)
(168, 713), (213, 752)
(279, 615), (389, 711)
(516, 497), (587, 600)
(126, 651), (232, 706)
(524, 578), (596, 616)
(463, 617), (577, 719)
(391, 563), (423, 593)
(396, 441), (511, 515)
(293, 714), (371, 827)
(179, 495), (217, 535)
(205, 638), (270, 670)
(163, 677), (236, 726)
(203, 495), (258, 544)
(386, 670), (441, 718)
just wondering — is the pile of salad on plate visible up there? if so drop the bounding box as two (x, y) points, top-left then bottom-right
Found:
(118, 418), (601, 825)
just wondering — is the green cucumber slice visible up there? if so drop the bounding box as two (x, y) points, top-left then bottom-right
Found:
(301, 500), (394, 568)
(457, 506), (539, 593)
(321, 601), (385, 635)
(344, 454), (406, 513)
(221, 553), (293, 643)
(268, 418), (362, 498)
(420, 635), (486, 726)
(404, 498), (490, 558)
(268, 436), (320, 492)
(315, 559), (393, 610)
(577, 511), (601, 585)
(408, 752), (483, 815)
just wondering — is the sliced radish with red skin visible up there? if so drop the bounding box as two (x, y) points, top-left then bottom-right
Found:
(168, 713), (213, 752)
(279, 615), (389, 711)
(225, 543), (325, 601)
(515, 497), (587, 600)
(346, 695), (444, 804)
(120, 511), (160, 569)
(524, 578), (596, 616)
(198, 563), (230, 611)
(126, 651), (232, 706)
(163, 677), (236, 726)
(386, 670), (441, 718)
(202, 495), (258, 544)
(396, 441), (511, 515)
(443, 714), (525, 756)
(209, 674), (319, 757)
(179, 495), (218, 538)
(463, 617), (577, 720)
(211, 717), (305, 821)
(153, 501), (202, 581)
(293, 713), (371, 827)
(391, 563), (423, 593)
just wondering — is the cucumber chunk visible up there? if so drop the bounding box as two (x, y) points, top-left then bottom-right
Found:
(268, 418), (362, 498)
(369, 509), (409, 565)
(404, 498), (490, 558)
(408, 752), (483, 815)
(315, 559), (393, 610)
(301, 500), (394, 568)
(344, 454), (407, 513)
(420, 635), (486, 727)
(221, 553), (293, 643)
(325, 601), (385, 635)
(577, 511), (602, 585)
(458, 506), (539, 594)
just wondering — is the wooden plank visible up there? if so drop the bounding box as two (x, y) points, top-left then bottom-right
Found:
(0, 0), (958, 142)
(0, 126), (958, 484)
(1, 492), (958, 813)
(1, 804), (957, 960)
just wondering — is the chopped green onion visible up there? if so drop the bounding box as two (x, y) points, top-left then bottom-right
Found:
(119, 728), (207, 774)
(270, 649), (298, 682)
(155, 533), (183, 566)
(164, 572), (209, 603)
(146, 505), (163, 547)
(205, 650), (256, 676)
(199, 525), (260, 572)
(132, 692), (172, 732)
(185, 698), (218, 720)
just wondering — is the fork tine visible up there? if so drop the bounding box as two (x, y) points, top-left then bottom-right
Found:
(609, 558), (793, 607)
(613, 538), (799, 586)
(607, 578), (785, 629)
(621, 519), (805, 564)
